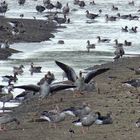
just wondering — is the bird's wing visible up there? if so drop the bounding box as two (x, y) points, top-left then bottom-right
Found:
(55, 60), (77, 82)
(50, 83), (76, 93)
(84, 68), (110, 83)
(14, 84), (40, 92)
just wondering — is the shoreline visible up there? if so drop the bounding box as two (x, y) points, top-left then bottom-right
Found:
(0, 56), (140, 140)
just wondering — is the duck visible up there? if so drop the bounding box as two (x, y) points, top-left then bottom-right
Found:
(0, 1), (8, 15)
(86, 40), (95, 52)
(114, 39), (123, 47)
(72, 112), (97, 133)
(29, 62), (42, 75)
(117, 13), (130, 19)
(89, 1), (96, 5)
(97, 36), (110, 43)
(128, 1), (134, 6)
(124, 40), (132, 46)
(14, 79), (76, 99)
(105, 14), (117, 22)
(18, 0), (26, 6)
(55, 60), (109, 95)
(129, 14), (139, 20)
(78, 1), (86, 8)
(95, 112), (113, 125)
(111, 5), (118, 11)
(86, 10), (98, 19)
(121, 26), (128, 32)
(36, 5), (45, 13)
(45, 3), (55, 12)
(0, 114), (20, 131)
(62, 3), (70, 15)
(62, 102), (91, 117)
(13, 64), (24, 75)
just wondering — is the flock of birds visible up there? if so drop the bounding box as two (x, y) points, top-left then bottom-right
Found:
(0, 0), (140, 134)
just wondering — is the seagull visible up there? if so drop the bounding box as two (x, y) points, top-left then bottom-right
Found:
(14, 80), (76, 99)
(55, 60), (110, 95)
(0, 114), (20, 131)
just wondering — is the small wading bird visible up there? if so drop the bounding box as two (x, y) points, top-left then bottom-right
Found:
(55, 60), (110, 95)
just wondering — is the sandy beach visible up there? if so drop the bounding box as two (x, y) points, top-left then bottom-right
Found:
(0, 56), (140, 140)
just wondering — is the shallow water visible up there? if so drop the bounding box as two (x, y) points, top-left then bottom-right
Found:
(0, 0), (140, 108)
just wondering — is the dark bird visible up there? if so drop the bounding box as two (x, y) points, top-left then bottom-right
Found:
(62, 3), (70, 15)
(117, 13), (130, 19)
(86, 10), (98, 19)
(97, 36), (110, 43)
(95, 112), (113, 125)
(13, 64), (24, 75)
(129, 26), (138, 33)
(124, 40), (132, 46)
(55, 60), (109, 95)
(86, 40), (95, 52)
(45, 3), (55, 11)
(121, 26), (128, 32)
(111, 5), (118, 11)
(18, 0), (26, 6)
(122, 79), (140, 88)
(105, 14), (117, 22)
(0, 1), (8, 15)
(29, 62), (42, 75)
(78, 1), (86, 8)
(55, 1), (62, 11)
(54, 14), (67, 26)
(36, 5), (45, 13)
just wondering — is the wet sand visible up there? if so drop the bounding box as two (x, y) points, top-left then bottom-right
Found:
(0, 56), (140, 140)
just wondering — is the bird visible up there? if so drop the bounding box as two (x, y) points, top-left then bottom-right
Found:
(40, 109), (66, 128)
(54, 14), (67, 26)
(2, 72), (18, 84)
(0, 114), (20, 131)
(72, 112), (97, 133)
(45, 3), (55, 12)
(29, 62), (42, 75)
(97, 36), (110, 43)
(114, 46), (125, 60)
(122, 79), (140, 88)
(86, 40), (95, 52)
(105, 14), (117, 22)
(14, 80), (76, 99)
(86, 10), (98, 19)
(114, 39), (123, 47)
(0, 1), (8, 15)
(18, 0), (26, 6)
(36, 5), (45, 13)
(13, 64), (24, 75)
(128, 1), (134, 6)
(55, 60), (110, 95)
(124, 40), (132, 46)
(0, 84), (14, 112)
(117, 13), (130, 19)
(62, 3), (70, 15)
(111, 5), (118, 11)
(129, 26), (138, 33)
(55, 1), (62, 11)
(94, 112), (113, 125)
(62, 102), (91, 118)
(78, 1), (86, 8)
(136, 118), (140, 128)
(121, 26), (128, 32)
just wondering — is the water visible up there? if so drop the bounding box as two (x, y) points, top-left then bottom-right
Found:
(0, 0), (140, 108)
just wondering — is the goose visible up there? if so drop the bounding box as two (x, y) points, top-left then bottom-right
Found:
(40, 110), (66, 128)
(128, 14), (139, 20)
(43, 0), (50, 6)
(62, 3), (70, 15)
(0, 1), (8, 15)
(55, 60), (110, 95)
(122, 79), (140, 88)
(117, 13), (130, 19)
(86, 10), (98, 19)
(105, 14), (117, 22)
(2, 72), (18, 84)
(95, 112), (113, 125)
(74, 0), (79, 5)
(129, 26), (138, 33)
(89, 1), (96, 5)
(14, 80), (76, 99)
(54, 14), (67, 26)
(55, 1), (62, 11)
(29, 62), (42, 75)
(0, 84), (14, 112)
(18, 0), (26, 6)
(114, 39), (123, 47)
(136, 118), (140, 128)
(121, 26), (128, 32)
(0, 114), (20, 131)
(111, 5), (118, 11)
(78, 1), (86, 8)
(114, 46), (125, 60)
(62, 102), (91, 117)
(13, 65), (24, 75)
(72, 112), (97, 133)
(45, 3), (55, 12)
(97, 36), (110, 43)
(36, 5), (45, 13)
(128, 1), (134, 6)
(124, 40), (132, 46)
(86, 40), (95, 52)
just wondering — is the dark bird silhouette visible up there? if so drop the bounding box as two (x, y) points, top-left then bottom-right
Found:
(86, 10), (98, 19)
(36, 5), (45, 13)
(18, 0), (26, 6)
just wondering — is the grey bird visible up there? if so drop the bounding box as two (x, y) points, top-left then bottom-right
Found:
(18, 0), (26, 6)
(86, 40), (95, 52)
(13, 64), (24, 75)
(0, 1), (8, 15)
(14, 80), (76, 99)
(86, 10), (98, 19)
(55, 60), (110, 94)
(62, 3), (70, 15)
(36, 5), (45, 13)
(29, 62), (42, 75)
(0, 114), (20, 131)
(97, 36), (110, 43)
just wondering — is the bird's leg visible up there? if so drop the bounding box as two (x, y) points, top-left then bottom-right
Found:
(2, 102), (5, 113)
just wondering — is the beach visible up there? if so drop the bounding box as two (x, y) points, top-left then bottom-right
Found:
(0, 56), (140, 140)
